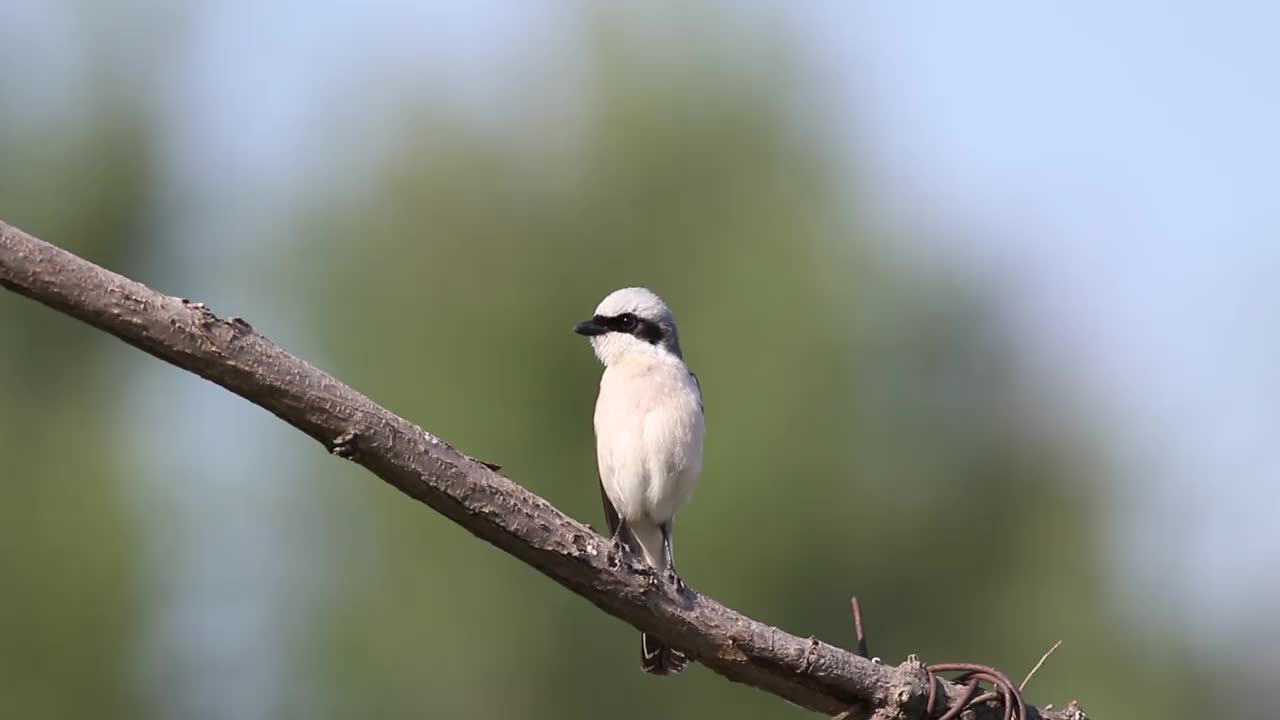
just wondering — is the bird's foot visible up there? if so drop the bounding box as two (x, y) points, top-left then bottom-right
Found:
(637, 565), (659, 587)
(607, 532), (638, 568)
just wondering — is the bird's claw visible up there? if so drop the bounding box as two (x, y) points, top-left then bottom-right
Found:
(607, 534), (637, 568)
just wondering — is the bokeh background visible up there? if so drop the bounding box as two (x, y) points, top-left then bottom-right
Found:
(2, 2), (1276, 719)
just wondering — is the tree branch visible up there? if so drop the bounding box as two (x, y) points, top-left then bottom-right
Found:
(0, 220), (1085, 720)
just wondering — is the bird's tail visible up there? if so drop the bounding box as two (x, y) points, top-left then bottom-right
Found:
(619, 523), (687, 674)
(641, 633), (688, 675)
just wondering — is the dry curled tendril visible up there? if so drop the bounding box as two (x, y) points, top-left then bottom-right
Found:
(833, 598), (1036, 720)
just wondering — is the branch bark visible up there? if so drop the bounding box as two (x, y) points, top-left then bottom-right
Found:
(0, 220), (1085, 720)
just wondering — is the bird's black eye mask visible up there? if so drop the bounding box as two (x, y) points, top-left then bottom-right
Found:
(576, 312), (666, 344)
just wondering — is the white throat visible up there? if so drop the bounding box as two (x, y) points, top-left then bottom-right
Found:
(590, 332), (679, 367)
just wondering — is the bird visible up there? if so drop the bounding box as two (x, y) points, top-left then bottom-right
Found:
(574, 287), (705, 675)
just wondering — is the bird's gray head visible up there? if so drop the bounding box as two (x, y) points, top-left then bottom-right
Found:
(574, 287), (684, 365)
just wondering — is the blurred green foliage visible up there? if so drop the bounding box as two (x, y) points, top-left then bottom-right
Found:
(0, 101), (153, 718)
(1, 6), (1208, 720)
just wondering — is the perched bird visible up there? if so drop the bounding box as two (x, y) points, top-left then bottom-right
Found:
(574, 287), (705, 675)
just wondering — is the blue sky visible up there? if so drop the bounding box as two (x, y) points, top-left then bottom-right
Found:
(803, 3), (1280, 633)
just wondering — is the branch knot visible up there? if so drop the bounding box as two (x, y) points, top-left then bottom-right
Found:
(330, 430), (359, 459)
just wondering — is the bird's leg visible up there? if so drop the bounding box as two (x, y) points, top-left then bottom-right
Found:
(610, 519), (635, 560)
(660, 522), (687, 595)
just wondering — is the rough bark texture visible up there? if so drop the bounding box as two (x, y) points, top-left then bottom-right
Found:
(0, 220), (1086, 720)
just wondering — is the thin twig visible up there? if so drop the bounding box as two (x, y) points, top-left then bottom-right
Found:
(1019, 640), (1063, 691)
(851, 597), (869, 659)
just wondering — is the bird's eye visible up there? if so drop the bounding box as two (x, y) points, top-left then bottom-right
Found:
(618, 313), (638, 331)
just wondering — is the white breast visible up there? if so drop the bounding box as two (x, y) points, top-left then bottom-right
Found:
(594, 354), (705, 527)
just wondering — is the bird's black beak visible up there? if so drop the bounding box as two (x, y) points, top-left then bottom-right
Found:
(574, 319), (607, 336)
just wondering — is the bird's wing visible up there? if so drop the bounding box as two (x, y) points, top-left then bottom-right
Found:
(599, 470), (621, 537)
(690, 370), (704, 413)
